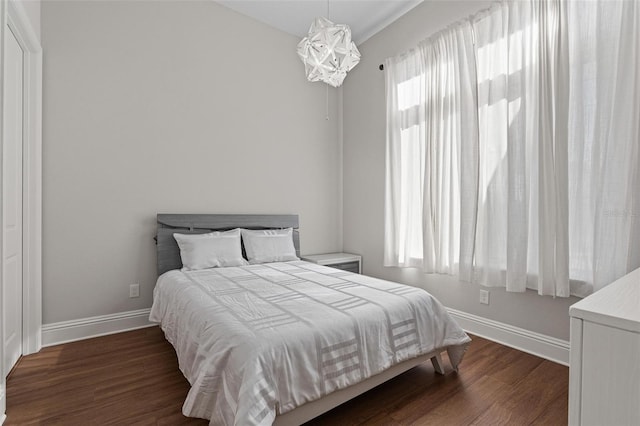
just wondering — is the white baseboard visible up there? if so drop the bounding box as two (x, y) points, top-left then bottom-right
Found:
(447, 308), (570, 366)
(42, 308), (155, 347)
(39, 307), (568, 365)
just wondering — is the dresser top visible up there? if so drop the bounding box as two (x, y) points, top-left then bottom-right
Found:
(570, 267), (640, 333)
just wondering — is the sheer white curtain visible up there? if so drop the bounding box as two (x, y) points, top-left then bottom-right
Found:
(384, 46), (427, 269)
(473, 0), (570, 296)
(384, 21), (478, 279)
(566, 0), (640, 294)
(384, 0), (640, 297)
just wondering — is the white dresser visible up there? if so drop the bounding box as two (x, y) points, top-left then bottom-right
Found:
(569, 267), (640, 426)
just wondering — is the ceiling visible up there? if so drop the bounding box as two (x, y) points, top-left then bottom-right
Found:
(215, 0), (423, 45)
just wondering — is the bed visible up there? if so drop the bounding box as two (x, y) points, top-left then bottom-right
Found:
(150, 214), (471, 425)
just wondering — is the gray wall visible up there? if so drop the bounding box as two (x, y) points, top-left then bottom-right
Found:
(41, 1), (342, 324)
(42, 0), (580, 340)
(341, 0), (579, 341)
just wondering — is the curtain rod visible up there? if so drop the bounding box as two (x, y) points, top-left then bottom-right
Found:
(378, 3), (494, 73)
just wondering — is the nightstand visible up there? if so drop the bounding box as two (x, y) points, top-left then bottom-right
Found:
(301, 252), (362, 274)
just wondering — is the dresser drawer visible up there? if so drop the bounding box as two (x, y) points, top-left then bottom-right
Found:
(301, 253), (362, 274)
(329, 261), (360, 273)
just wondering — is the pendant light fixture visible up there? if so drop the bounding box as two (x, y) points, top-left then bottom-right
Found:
(296, 1), (361, 88)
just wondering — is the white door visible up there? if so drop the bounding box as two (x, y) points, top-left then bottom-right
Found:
(3, 25), (24, 376)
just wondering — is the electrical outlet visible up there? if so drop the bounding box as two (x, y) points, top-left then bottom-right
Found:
(479, 289), (490, 305)
(129, 283), (140, 298)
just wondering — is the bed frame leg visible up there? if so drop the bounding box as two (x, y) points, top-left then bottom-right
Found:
(431, 353), (445, 375)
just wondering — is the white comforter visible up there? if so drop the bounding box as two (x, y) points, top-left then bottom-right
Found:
(149, 261), (470, 426)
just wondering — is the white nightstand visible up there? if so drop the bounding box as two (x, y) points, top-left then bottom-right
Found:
(301, 252), (362, 274)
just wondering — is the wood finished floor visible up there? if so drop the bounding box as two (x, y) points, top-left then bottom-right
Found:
(5, 327), (568, 425)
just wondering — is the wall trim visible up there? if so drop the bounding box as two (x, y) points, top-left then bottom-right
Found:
(356, 0), (422, 44)
(40, 306), (569, 365)
(447, 308), (570, 366)
(42, 309), (155, 347)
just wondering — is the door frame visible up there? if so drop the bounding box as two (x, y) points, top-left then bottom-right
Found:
(8, 0), (43, 358)
(0, 0), (4, 418)
(0, 0), (42, 420)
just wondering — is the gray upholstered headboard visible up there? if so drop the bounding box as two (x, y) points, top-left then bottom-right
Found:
(156, 214), (300, 276)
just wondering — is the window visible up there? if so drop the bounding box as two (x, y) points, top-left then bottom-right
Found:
(384, 0), (640, 297)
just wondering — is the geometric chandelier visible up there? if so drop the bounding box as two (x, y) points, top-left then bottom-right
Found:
(297, 16), (361, 87)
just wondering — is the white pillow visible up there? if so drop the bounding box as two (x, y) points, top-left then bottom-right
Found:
(173, 229), (248, 271)
(241, 228), (300, 264)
